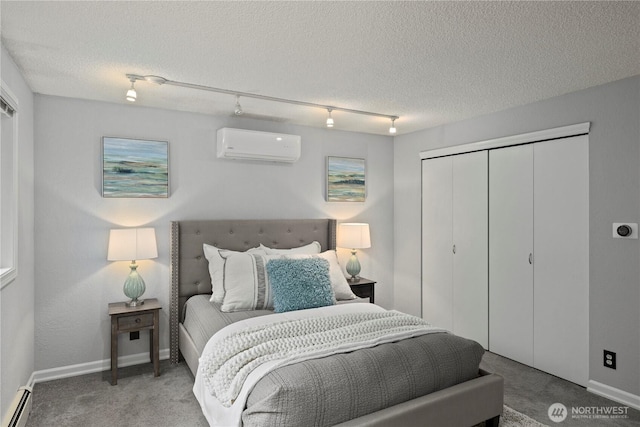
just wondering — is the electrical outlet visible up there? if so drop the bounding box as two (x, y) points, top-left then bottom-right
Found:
(130, 331), (140, 340)
(604, 350), (616, 369)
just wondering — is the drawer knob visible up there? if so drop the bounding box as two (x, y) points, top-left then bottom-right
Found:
(135, 318), (141, 323)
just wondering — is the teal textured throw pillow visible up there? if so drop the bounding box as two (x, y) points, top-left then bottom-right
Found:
(266, 258), (335, 313)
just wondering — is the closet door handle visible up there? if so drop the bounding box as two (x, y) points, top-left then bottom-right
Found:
(529, 253), (533, 265)
(453, 244), (456, 254)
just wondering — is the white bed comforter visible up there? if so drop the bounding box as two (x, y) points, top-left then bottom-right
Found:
(193, 303), (446, 427)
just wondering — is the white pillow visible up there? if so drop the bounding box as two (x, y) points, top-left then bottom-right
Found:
(283, 251), (357, 300)
(260, 241), (322, 255)
(219, 252), (280, 312)
(202, 244), (265, 303)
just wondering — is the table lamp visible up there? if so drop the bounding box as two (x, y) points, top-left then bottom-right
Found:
(107, 227), (158, 306)
(337, 223), (371, 281)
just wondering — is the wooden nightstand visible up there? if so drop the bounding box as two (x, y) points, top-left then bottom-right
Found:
(108, 298), (161, 385)
(349, 277), (376, 303)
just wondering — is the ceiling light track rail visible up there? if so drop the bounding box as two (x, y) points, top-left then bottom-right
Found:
(125, 74), (399, 133)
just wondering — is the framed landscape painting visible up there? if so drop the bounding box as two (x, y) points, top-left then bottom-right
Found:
(102, 137), (169, 198)
(326, 156), (366, 202)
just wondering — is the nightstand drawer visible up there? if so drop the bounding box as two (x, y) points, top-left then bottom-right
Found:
(117, 313), (154, 330)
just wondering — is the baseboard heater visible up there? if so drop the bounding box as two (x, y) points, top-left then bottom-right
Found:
(1, 387), (32, 427)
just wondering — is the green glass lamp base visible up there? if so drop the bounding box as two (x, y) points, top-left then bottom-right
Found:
(123, 261), (146, 307)
(346, 250), (361, 281)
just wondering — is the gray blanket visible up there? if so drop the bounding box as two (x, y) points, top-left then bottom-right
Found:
(243, 332), (484, 426)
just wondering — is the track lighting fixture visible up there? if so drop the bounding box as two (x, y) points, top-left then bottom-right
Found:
(126, 77), (137, 102)
(389, 118), (397, 134)
(326, 109), (334, 128)
(124, 74), (399, 133)
(234, 95), (244, 116)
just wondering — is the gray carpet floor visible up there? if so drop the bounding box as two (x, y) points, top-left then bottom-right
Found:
(25, 352), (640, 426)
(26, 361), (208, 427)
(480, 352), (640, 426)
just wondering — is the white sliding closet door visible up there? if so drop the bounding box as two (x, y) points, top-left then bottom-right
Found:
(423, 124), (589, 386)
(422, 152), (488, 348)
(489, 144), (534, 366)
(422, 156), (453, 331)
(533, 135), (589, 386)
(452, 151), (488, 348)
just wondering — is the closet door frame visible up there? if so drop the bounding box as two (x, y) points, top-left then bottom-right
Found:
(420, 123), (590, 160)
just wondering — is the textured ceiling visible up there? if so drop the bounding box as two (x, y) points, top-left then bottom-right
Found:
(1, 1), (639, 135)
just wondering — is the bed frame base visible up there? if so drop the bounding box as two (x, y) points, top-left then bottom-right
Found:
(179, 323), (200, 377)
(335, 369), (503, 427)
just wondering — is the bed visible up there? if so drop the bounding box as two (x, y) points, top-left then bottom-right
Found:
(169, 219), (503, 427)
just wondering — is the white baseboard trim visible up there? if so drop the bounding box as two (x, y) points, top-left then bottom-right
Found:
(587, 380), (640, 410)
(32, 348), (170, 384)
(26, 372), (36, 389)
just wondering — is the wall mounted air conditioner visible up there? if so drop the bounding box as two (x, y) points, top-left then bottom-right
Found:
(217, 128), (301, 163)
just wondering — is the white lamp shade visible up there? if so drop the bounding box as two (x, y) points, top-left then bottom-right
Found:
(107, 228), (158, 261)
(337, 223), (371, 249)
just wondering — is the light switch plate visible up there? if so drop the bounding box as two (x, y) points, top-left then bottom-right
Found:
(613, 223), (638, 239)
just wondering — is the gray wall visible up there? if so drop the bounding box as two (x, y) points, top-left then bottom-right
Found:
(394, 76), (640, 397)
(0, 46), (35, 417)
(33, 95), (394, 371)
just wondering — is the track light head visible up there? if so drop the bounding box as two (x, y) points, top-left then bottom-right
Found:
(126, 78), (137, 102)
(389, 118), (397, 134)
(326, 109), (334, 128)
(234, 95), (244, 115)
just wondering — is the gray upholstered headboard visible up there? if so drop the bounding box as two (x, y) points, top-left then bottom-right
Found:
(169, 219), (337, 363)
